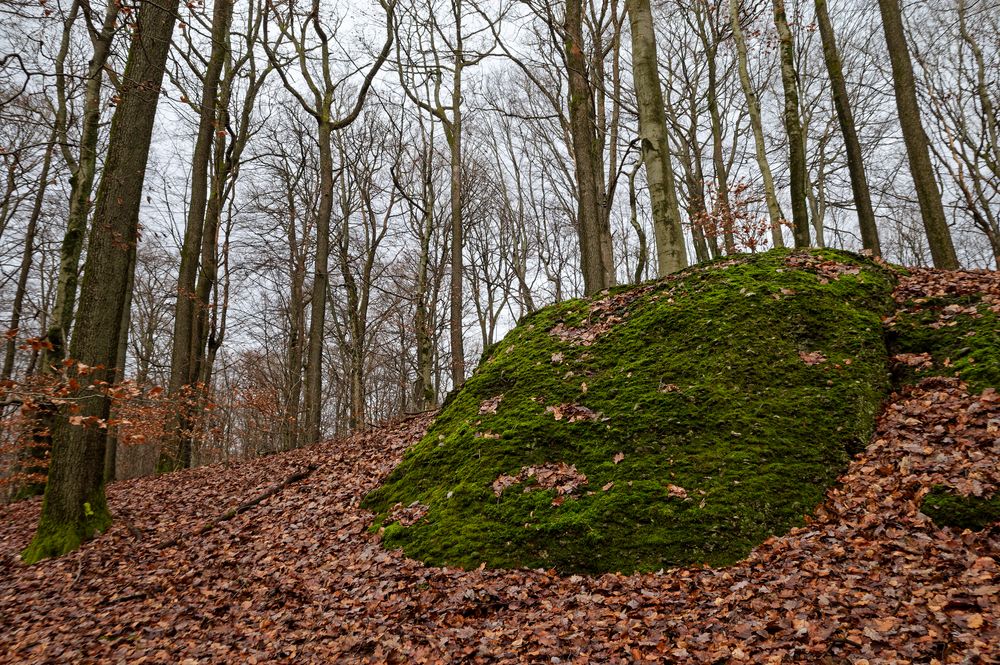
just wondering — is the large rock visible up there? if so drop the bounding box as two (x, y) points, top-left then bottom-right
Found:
(364, 249), (898, 573)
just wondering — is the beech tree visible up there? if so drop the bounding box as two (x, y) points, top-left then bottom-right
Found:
(628, 0), (687, 275)
(728, 0), (785, 249)
(23, 0), (181, 563)
(772, 0), (809, 247)
(566, 0), (616, 294)
(264, 0), (396, 444)
(813, 0), (880, 255)
(877, 0), (958, 268)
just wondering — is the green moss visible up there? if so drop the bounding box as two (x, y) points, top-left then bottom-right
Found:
(888, 295), (1000, 392)
(21, 488), (112, 564)
(921, 486), (1000, 531)
(364, 249), (897, 574)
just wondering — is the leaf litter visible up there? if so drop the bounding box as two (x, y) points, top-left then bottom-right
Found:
(0, 268), (998, 663)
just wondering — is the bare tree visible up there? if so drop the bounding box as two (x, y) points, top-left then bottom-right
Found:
(265, 0), (396, 442)
(877, 0), (958, 267)
(23, 0), (181, 563)
(628, 0), (687, 274)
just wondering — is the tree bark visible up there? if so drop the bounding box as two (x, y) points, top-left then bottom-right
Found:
(729, 0), (785, 249)
(23, 0), (179, 564)
(447, 59), (466, 388)
(302, 119), (334, 445)
(814, 0), (880, 255)
(2, 132), (55, 380)
(163, 0), (233, 471)
(566, 0), (615, 294)
(43, 0), (120, 368)
(627, 0), (687, 275)
(105, 252), (135, 484)
(627, 156), (649, 283)
(772, 0), (810, 247)
(876, 0), (957, 268)
(705, 40), (735, 254)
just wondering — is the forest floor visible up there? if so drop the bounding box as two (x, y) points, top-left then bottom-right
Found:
(1, 268), (998, 664)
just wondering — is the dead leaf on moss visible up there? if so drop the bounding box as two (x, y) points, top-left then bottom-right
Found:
(666, 484), (688, 499)
(479, 395), (503, 414)
(545, 403), (602, 423)
(492, 462), (588, 498)
(799, 350), (827, 366)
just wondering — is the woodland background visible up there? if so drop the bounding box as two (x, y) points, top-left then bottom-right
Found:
(0, 0), (997, 484)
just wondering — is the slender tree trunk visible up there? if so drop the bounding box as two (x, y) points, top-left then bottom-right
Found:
(43, 0), (119, 368)
(302, 120), (334, 444)
(447, 68), (466, 388)
(105, 253), (134, 484)
(628, 0), (687, 275)
(814, 0), (880, 255)
(956, 0), (999, 180)
(773, 0), (810, 247)
(877, 0), (958, 268)
(730, 0), (785, 248)
(283, 190), (305, 451)
(705, 44), (735, 254)
(413, 159), (436, 410)
(566, 0), (615, 294)
(627, 156), (649, 283)
(3, 133), (55, 380)
(163, 0), (233, 471)
(5, 135), (56, 502)
(23, 0), (179, 564)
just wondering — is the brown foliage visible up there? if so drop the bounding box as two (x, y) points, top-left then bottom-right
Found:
(0, 273), (997, 662)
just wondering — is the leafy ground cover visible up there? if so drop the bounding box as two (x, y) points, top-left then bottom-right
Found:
(365, 249), (898, 573)
(0, 265), (996, 663)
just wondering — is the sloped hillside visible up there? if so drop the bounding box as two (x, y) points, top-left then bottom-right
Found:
(365, 249), (898, 572)
(0, 262), (996, 664)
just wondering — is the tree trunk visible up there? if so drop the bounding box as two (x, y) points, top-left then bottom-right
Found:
(705, 43), (735, 254)
(42, 0), (119, 368)
(814, 0), (880, 255)
(283, 186), (305, 451)
(877, 0), (958, 268)
(628, 0), (687, 276)
(413, 154), (436, 410)
(773, 0), (810, 247)
(730, 0), (785, 249)
(163, 0), (233, 471)
(105, 252), (135, 483)
(4, 134), (56, 501)
(627, 156), (649, 283)
(447, 70), (466, 388)
(956, 0), (999, 181)
(566, 0), (615, 294)
(3, 132), (55, 380)
(302, 120), (334, 444)
(23, 0), (179, 564)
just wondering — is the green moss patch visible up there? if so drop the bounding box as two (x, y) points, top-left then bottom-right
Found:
(921, 486), (1000, 531)
(21, 490), (112, 565)
(364, 249), (897, 574)
(887, 295), (1000, 392)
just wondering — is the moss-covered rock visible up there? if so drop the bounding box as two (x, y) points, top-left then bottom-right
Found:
(364, 249), (897, 573)
(921, 485), (1000, 531)
(887, 294), (1000, 392)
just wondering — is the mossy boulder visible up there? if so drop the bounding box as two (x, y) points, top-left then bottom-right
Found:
(921, 486), (1000, 531)
(364, 249), (898, 574)
(887, 292), (1000, 392)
